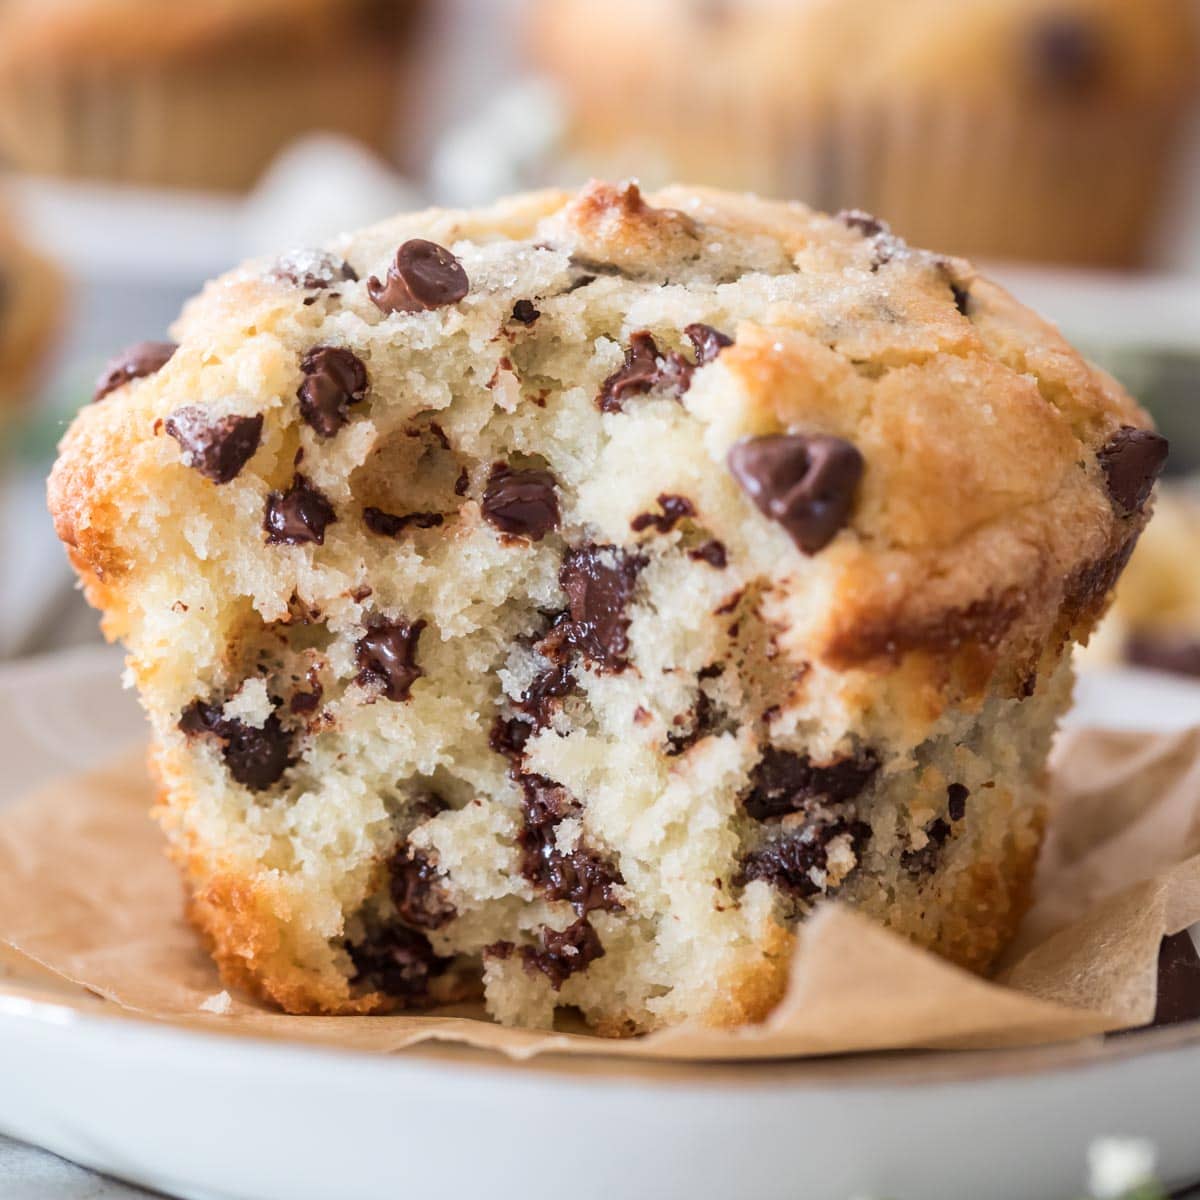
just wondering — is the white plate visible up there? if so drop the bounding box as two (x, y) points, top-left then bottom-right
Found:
(1, 647), (1199, 1200)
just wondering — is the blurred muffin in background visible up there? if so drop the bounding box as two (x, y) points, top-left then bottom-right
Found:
(0, 207), (59, 431)
(1085, 487), (1200, 677)
(0, 0), (425, 192)
(530, 0), (1199, 266)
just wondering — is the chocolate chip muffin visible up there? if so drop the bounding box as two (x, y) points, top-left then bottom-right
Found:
(1082, 486), (1200, 678)
(530, 0), (1199, 266)
(49, 182), (1164, 1033)
(0, 0), (423, 192)
(0, 207), (60, 423)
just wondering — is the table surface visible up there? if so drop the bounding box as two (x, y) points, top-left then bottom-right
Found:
(0, 1135), (160, 1199)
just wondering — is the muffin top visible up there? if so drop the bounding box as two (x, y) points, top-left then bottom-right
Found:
(0, 0), (405, 66)
(51, 181), (1161, 748)
(534, 0), (1198, 102)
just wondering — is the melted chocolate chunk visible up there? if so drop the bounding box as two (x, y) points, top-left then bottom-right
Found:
(363, 507), (444, 537)
(482, 464), (560, 541)
(520, 918), (605, 990)
(597, 331), (693, 412)
(511, 299), (540, 325)
(738, 819), (871, 900)
(1126, 632), (1200, 679)
(546, 545), (644, 672)
(348, 924), (448, 1001)
(742, 747), (880, 821)
(947, 783), (969, 822)
(1152, 931), (1200, 1027)
(490, 663), (576, 762)
(630, 493), (696, 534)
(1027, 14), (1106, 92)
(164, 407), (262, 484)
(517, 773), (623, 915)
(1097, 427), (1168, 517)
(666, 689), (717, 757)
(727, 433), (864, 554)
(367, 239), (469, 315)
(94, 341), (177, 402)
(490, 715), (532, 760)
(264, 475), (337, 545)
(355, 619), (426, 702)
(684, 322), (733, 365)
(289, 683), (323, 716)
(689, 539), (728, 569)
(517, 663), (575, 734)
(270, 250), (358, 290)
(901, 817), (952, 878)
(390, 846), (456, 931)
(178, 699), (294, 791)
(297, 346), (369, 438)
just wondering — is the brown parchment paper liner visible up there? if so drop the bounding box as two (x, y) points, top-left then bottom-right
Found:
(1, 730), (1198, 1062)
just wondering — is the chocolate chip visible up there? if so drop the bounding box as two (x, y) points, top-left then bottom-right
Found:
(666, 689), (717, 756)
(947, 783), (969, 822)
(951, 284), (971, 316)
(348, 924), (448, 1001)
(178, 699), (294, 791)
(517, 773), (623, 915)
(1126, 632), (1200, 679)
(356, 618), (426, 701)
(597, 331), (693, 412)
(689, 539), (728, 568)
(94, 341), (177, 402)
(727, 433), (863, 554)
(297, 346), (369, 438)
(263, 475), (337, 545)
(454, 468), (470, 496)
(519, 918), (605, 990)
(742, 747), (880, 821)
(521, 663), (574, 728)
(511, 299), (540, 325)
(367, 239), (469, 315)
(390, 846), (455, 930)
(490, 715), (532, 760)
(901, 818), (952, 878)
(1151, 931), (1200, 1027)
(270, 250), (358, 290)
(684, 322), (733, 365)
(1027, 14), (1106, 92)
(290, 686), (323, 716)
(1097, 427), (1168, 517)
(545, 544), (645, 671)
(836, 210), (898, 269)
(363, 507), (444, 537)
(837, 209), (887, 239)
(490, 662), (576, 762)
(630, 493), (696, 534)
(482, 464), (560, 541)
(738, 819), (871, 900)
(164, 407), (263, 484)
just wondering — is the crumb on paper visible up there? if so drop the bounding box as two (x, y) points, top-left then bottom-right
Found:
(1088, 1136), (1158, 1198)
(198, 990), (233, 1015)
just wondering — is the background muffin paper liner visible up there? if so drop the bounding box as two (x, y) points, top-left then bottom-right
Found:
(1, 727), (1199, 1062)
